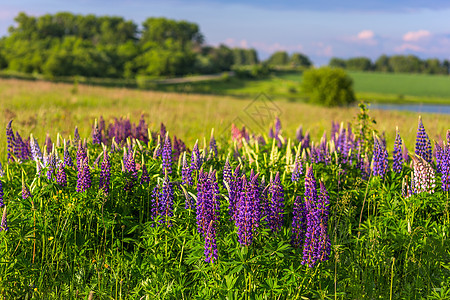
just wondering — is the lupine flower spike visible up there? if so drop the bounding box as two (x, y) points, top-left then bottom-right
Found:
(92, 119), (101, 144)
(6, 120), (15, 162)
(0, 180), (4, 207)
(291, 196), (306, 248)
(162, 132), (172, 174)
(392, 127), (404, 173)
(56, 162), (67, 187)
(410, 154), (436, 194)
(99, 149), (111, 194)
(266, 172), (284, 233)
(414, 116), (433, 164)
(22, 173), (32, 200)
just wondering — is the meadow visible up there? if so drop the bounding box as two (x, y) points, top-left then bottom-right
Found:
(0, 78), (449, 159)
(0, 96), (449, 298)
(154, 70), (450, 105)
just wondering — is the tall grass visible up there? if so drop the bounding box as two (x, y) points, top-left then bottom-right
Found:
(0, 78), (449, 160)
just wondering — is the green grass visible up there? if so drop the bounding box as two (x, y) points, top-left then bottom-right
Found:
(278, 71), (450, 104)
(0, 78), (449, 161)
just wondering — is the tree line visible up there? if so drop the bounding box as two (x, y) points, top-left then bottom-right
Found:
(329, 55), (450, 75)
(0, 12), (312, 78)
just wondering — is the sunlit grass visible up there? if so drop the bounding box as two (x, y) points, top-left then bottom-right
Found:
(0, 78), (449, 161)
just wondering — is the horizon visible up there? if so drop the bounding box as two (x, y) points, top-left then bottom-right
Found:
(1, 1), (450, 66)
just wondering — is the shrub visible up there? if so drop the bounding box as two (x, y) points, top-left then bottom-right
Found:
(301, 67), (356, 107)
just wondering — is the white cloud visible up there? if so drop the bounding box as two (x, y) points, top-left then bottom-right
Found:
(344, 30), (378, 46)
(403, 30), (431, 42)
(394, 43), (424, 52)
(357, 30), (375, 40)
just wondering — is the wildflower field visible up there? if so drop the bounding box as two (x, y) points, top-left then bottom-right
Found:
(0, 102), (449, 299)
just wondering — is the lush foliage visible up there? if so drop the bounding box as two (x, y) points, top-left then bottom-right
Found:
(0, 107), (449, 299)
(300, 67), (356, 107)
(329, 54), (450, 74)
(0, 13), (275, 78)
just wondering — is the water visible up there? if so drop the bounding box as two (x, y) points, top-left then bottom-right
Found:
(370, 103), (450, 115)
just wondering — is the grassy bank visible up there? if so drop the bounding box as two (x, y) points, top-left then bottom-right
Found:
(0, 78), (449, 160)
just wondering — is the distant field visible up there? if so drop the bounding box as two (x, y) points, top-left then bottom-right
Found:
(278, 71), (450, 104)
(0, 78), (449, 161)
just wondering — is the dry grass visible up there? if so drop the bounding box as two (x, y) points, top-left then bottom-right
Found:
(0, 78), (448, 159)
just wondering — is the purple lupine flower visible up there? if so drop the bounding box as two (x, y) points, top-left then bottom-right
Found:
(56, 163), (67, 187)
(209, 131), (218, 158)
(196, 169), (221, 236)
(392, 128), (404, 173)
(266, 172), (284, 233)
(76, 157), (91, 193)
(135, 115), (149, 143)
(160, 123), (167, 141)
(0, 180), (4, 207)
(6, 120), (15, 162)
(92, 119), (102, 145)
(30, 135), (43, 162)
(162, 134), (172, 174)
(204, 220), (218, 263)
(296, 125), (304, 142)
(435, 143), (444, 174)
(190, 140), (202, 171)
(14, 132), (28, 161)
(227, 166), (242, 221)
(76, 141), (87, 170)
(223, 157), (232, 186)
(236, 172), (261, 246)
(46, 150), (56, 181)
(73, 126), (81, 145)
(302, 165), (319, 266)
(302, 131), (310, 150)
(291, 152), (303, 182)
(275, 117), (282, 135)
(411, 154), (436, 194)
(0, 206), (7, 232)
(99, 149), (111, 194)
(63, 141), (73, 168)
(140, 162), (150, 185)
(372, 135), (388, 178)
(441, 146), (449, 192)
(99, 116), (106, 140)
(151, 185), (162, 222)
(268, 127), (275, 139)
(291, 196), (306, 248)
(124, 151), (137, 191)
(196, 169), (221, 262)
(0, 162), (3, 177)
(315, 181), (331, 264)
(45, 134), (52, 155)
(302, 166), (331, 267)
(330, 121), (339, 144)
(415, 116), (433, 164)
(159, 174), (174, 226)
(172, 135), (186, 162)
(181, 152), (193, 186)
(22, 177), (32, 200)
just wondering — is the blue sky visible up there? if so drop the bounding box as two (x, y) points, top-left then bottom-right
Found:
(1, 0), (450, 65)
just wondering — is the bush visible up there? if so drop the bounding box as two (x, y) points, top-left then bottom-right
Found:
(301, 67), (356, 107)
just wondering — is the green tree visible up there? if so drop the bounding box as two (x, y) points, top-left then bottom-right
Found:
(346, 57), (372, 71)
(289, 53), (312, 68)
(374, 55), (391, 72)
(329, 57), (346, 68)
(266, 51), (289, 66)
(301, 67), (356, 107)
